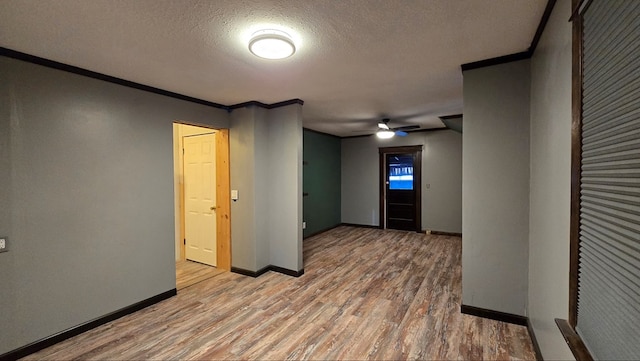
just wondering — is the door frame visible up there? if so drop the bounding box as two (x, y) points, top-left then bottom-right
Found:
(378, 145), (423, 232)
(174, 123), (231, 270)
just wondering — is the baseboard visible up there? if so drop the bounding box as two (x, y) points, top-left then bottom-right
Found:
(428, 230), (463, 237)
(344, 224), (447, 234)
(0, 289), (176, 361)
(460, 304), (544, 359)
(460, 304), (528, 326)
(303, 223), (341, 239)
(231, 265), (304, 278)
(269, 265), (305, 277)
(527, 319), (544, 361)
(340, 222), (381, 229)
(231, 266), (270, 277)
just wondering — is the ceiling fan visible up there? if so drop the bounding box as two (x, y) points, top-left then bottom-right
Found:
(375, 118), (420, 139)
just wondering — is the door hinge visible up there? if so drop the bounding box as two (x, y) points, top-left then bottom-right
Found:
(183, 238), (186, 245)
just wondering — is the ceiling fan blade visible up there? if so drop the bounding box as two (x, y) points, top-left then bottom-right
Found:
(391, 125), (420, 131)
(395, 130), (408, 136)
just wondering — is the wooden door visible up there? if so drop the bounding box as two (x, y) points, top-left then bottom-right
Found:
(379, 145), (422, 232)
(385, 153), (418, 231)
(184, 133), (217, 266)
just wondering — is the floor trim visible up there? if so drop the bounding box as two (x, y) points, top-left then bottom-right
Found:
(231, 265), (304, 278)
(269, 265), (305, 277)
(0, 289), (176, 361)
(230, 266), (270, 278)
(460, 304), (528, 326)
(429, 230), (463, 237)
(340, 222), (381, 229)
(527, 319), (544, 361)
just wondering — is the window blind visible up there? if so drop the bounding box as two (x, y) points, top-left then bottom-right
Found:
(577, 0), (640, 359)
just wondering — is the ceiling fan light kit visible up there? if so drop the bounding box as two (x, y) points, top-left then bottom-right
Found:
(376, 129), (395, 139)
(248, 29), (296, 59)
(373, 117), (418, 138)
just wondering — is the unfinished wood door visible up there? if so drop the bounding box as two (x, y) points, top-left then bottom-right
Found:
(184, 133), (217, 266)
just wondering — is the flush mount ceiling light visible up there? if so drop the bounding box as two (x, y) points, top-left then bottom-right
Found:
(376, 129), (395, 139)
(249, 29), (296, 59)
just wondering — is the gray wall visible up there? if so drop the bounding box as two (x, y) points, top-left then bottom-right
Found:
(0, 56), (229, 354)
(267, 105), (303, 271)
(0, 60), (14, 355)
(341, 129), (462, 233)
(462, 59), (531, 315)
(254, 107), (271, 270)
(528, 0), (575, 359)
(229, 104), (303, 273)
(462, 2), (576, 355)
(302, 129), (341, 238)
(229, 107), (258, 271)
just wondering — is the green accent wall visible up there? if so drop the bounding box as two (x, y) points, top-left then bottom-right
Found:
(303, 129), (341, 238)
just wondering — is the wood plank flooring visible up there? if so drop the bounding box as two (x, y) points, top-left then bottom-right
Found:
(176, 260), (225, 290)
(23, 226), (535, 360)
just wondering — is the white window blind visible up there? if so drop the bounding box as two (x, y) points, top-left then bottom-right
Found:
(577, 0), (640, 359)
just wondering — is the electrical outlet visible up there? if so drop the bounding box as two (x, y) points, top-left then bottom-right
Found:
(0, 237), (7, 253)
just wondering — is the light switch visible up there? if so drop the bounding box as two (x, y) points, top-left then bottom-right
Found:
(231, 190), (239, 201)
(0, 237), (7, 253)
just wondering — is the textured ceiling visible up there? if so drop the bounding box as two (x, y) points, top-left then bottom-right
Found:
(0, 0), (546, 137)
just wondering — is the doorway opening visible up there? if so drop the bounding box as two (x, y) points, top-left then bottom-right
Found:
(379, 145), (423, 232)
(173, 123), (231, 290)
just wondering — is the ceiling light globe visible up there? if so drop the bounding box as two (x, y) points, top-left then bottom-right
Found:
(249, 30), (296, 59)
(376, 130), (394, 139)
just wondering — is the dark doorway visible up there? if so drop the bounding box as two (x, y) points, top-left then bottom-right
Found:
(379, 146), (422, 232)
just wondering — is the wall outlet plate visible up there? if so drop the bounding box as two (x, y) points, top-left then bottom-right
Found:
(0, 237), (7, 253)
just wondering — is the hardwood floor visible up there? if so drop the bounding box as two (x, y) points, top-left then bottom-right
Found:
(23, 226), (535, 360)
(176, 260), (225, 290)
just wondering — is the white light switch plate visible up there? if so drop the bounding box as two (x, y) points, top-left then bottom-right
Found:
(231, 190), (239, 200)
(0, 237), (7, 253)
